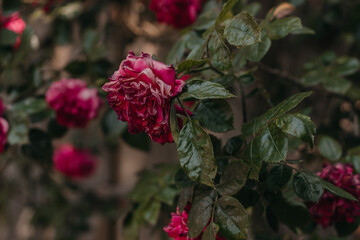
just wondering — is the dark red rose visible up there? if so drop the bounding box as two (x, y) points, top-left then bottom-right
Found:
(0, 12), (26, 49)
(53, 144), (97, 179)
(102, 51), (186, 144)
(46, 78), (103, 128)
(308, 163), (360, 227)
(149, 0), (203, 29)
(164, 205), (226, 240)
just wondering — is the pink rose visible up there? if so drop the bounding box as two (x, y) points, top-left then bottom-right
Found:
(46, 79), (103, 128)
(102, 51), (186, 144)
(53, 144), (97, 179)
(164, 205), (226, 240)
(0, 12), (26, 49)
(149, 0), (203, 29)
(308, 163), (360, 227)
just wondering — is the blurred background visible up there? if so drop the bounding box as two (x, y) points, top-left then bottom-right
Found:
(1, 0), (360, 239)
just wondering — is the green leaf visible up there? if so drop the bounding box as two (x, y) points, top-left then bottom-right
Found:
(242, 3), (262, 16)
(8, 112), (30, 145)
(156, 187), (178, 206)
(318, 135), (342, 161)
(121, 132), (151, 152)
(195, 100), (234, 133)
(217, 161), (249, 196)
(276, 113), (316, 148)
(182, 80), (235, 100)
(188, 191), (214, 238)
(267, 164), (293, 192)
(242, 33), (271, 62)
(224, 12), (261, 47)
(82, 29), (106, 61)
(224, 136), (243, 155)
(166, 35), (187, 64)
(175, 168), (195, 188)
(0, 28), (18, 46)
(202, 222), (219, 240)
(134, 200), (161, 225)
(333, 57), (360, 76)
(177, 59), (208, 73)
(266, 17), (303, 40)
(320, 179), (357, 201)
(13, 98), (48, 116)
(323, 75), (352, 94)
(268, 192), (311, 229)
(177, 120), (217, 186)
(293, 171), (324, 202)
(208, 30), (232, 71)
(178, 187), (192, 213)
(242, 92), (312, 136)
(292, 27), (315, 35)
(215, 196), (249, 240)
(216, 0), (237, 25)
(252, 125), (288, 163)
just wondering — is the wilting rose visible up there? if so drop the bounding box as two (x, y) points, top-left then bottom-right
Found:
(149, 0), (203, 29)
(46, 79), (103, 128)
(102, 51), (186, 144)
(308, 163), (360, 227)
(53, 144), (97, 179)
(164, 205), (226, 240)
(0, 12), (26, 49)
(0, 118), (9, 154)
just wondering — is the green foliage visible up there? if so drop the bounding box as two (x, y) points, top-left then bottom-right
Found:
(224, 12), (261, 47)
(177, 120), (217, 187)
(301, 52), (359, 94)
(267, 164), (293, 192)
(208, 30), (232, 71)
(293, 171), (324, 202)
(202, 222), (220, 240)
(318, 135), (342, 161)
(266, 17), (303, 40)
(188, 190), (215, 238)
(195, 100), (234, 132)
(215, 196), (249, 240)
(217, 161), (249, 196)
(242, 92), (312, 136)
(182, 79), (235, 100)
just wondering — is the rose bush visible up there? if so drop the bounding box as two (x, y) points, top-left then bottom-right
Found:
(102, 51), (186, 144)
(46, 78), (102, 128)
(149, 0), (203, 28)
(0, 99), (7, 154)
(53, 144), (97, 179)
(308, 163), (360, 227)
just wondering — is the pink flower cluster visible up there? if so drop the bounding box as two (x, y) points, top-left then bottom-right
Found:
(164, 205), (226, 240)
(308, 163), (360, 227)
(46, 79), (102, 128)
(102, 51), (186, 144)
(0, 12), (26, 49)
(149, 0), (203, 29)
(0, 99), (8, 154)
(53, 144), (97, 179)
